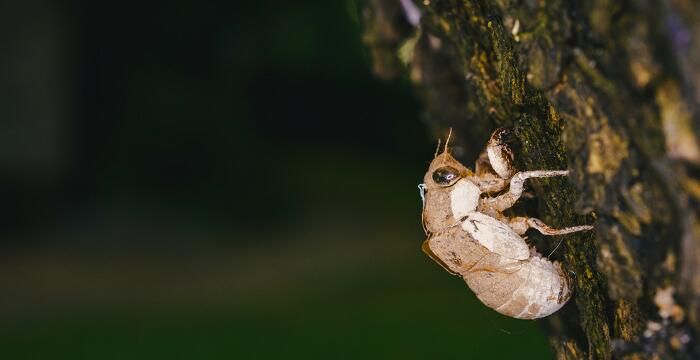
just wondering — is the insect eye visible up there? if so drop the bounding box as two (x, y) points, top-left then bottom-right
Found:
(432, 166), (461, 186)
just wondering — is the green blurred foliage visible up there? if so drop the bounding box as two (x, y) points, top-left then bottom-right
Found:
(0, 0), (550, 358)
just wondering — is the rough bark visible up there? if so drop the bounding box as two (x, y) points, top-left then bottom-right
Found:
(360, 0), (700, 358)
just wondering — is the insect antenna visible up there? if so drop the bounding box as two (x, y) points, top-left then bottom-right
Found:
(444, 128), (452, 154)
(440, 128), (453, 164)
(434, 138), (442, 158)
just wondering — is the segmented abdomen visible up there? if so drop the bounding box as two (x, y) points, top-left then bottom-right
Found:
(464, 255), (570, 319)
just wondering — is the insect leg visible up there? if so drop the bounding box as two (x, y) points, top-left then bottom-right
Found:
(525, 217), (594, 235)
(506, 217), (529, 235)
(482, 170), (569, 211)
(475, 128), (517, 191)
(507, 216), (593, 235)
(476, 174), (508, 193)
(486, 127), (516, 179)
(474, 140), (509, 193)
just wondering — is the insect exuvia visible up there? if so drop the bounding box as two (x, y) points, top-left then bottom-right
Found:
(419, 128), (594, 319)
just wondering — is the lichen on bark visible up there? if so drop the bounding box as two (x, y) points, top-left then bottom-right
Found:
(360, 0), (700, 358)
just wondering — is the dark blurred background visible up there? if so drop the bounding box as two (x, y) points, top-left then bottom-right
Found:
(0, 0), (550, 358)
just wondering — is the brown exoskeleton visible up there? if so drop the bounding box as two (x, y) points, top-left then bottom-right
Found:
(419, 128), (593, 319)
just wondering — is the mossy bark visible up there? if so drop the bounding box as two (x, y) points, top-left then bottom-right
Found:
(361, 0), (700, 358)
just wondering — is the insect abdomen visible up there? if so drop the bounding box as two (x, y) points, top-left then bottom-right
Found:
(463, 255), (570, 319)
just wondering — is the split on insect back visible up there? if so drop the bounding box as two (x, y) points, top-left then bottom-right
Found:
(418, 127), (594, 319)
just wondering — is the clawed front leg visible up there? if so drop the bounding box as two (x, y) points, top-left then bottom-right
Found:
(474, 147), (507, 193)
(508, 217), (594, 236)
(474, 128), (516, 193)
(480, 170), (569, 212)
(486, 127), (516, 180)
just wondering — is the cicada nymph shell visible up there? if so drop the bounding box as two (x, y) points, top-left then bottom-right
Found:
(419, 128), (592, 319)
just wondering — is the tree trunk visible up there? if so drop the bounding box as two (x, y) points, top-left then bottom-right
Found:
(360, 0), (700, 358)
